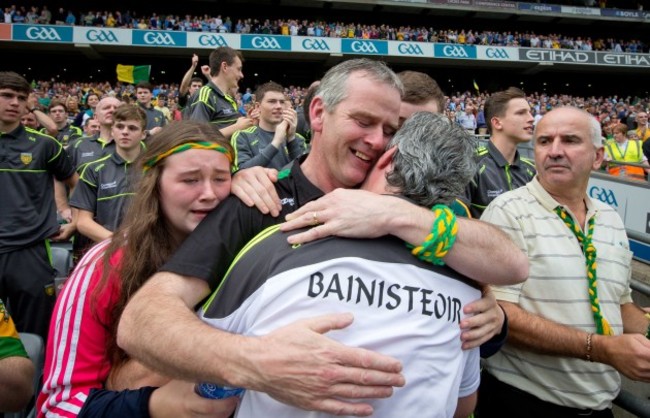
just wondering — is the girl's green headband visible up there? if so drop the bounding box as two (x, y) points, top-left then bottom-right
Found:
(142, 141), (232, 172)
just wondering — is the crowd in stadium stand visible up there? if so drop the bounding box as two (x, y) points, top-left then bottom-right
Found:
(3, 5), (648, 53)
(27, 78), (650, 141)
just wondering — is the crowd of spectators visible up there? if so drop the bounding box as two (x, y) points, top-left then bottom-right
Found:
(28, 78), (650, 140)
(445, 90), (650, 141)
(3, 5), (648, 53)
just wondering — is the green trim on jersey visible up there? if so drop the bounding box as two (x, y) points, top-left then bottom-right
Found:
(79, 154), (112, 188)
(97, 192), (136, 202)
(203, 224), (282, 310)
(278, 168), (291, 180)
(230, 126), (260, 171)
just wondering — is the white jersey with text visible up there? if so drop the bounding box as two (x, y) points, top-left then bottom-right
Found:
(200, 226), (481, 418)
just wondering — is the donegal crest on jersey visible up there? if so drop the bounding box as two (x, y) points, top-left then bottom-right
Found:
(20, 152), (33, 165)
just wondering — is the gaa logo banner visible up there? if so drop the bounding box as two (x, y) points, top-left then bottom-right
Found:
(14, 24), (72, 43)
(341, 39), (387, 55)
(434, 44), (477, 59)
(187, 33), (240, 49)
(389, 41), (432, 57)
(74, 27), (129, 45)
(589, 186), (618, 207)
(293, 36), (337, 53)
(477, 46), (518, 61)
(133, 30), (186, 47)
(198, 34), (227, 47)
(241, 35), (291, 51)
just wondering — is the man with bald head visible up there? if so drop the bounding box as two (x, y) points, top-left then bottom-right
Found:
(68, 96), (122, 172)
(478, 107), (650, 418)
(66, 96), (121, 261)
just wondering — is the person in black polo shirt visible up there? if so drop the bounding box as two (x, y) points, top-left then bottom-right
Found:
(71, 105), (146, 246)
(459, 87), (536, 218)
(231, 81), (306, 171)
(135, 82), (166, 138)
(185, 46), (255, 139)
(0, 71), (77, 341)
(45, 100), (83, 148)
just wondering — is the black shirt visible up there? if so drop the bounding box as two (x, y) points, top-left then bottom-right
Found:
(0, 125), (75, 252)
(460, 140), (536, 218)
(68, 134), (115, 172)
(184, 81), (239, 130)
(70, 151), (136, 233)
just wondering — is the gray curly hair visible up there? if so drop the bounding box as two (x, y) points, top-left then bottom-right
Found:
(386, 112), (477, 207)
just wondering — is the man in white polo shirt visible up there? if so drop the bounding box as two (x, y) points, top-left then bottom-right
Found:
(479, 106), (650, 418)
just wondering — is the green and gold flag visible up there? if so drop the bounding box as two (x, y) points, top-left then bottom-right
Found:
(116, 64), (151, 84)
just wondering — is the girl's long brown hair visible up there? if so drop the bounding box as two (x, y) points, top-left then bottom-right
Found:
(90, 120), (233, 370)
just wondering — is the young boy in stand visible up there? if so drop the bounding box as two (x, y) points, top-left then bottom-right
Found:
(70, 106), (146, 245)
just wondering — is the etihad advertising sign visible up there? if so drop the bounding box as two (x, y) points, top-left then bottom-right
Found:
(520, 48), (649, 67)
(596, 53), (650, 67)
(519, 48), (595, 64)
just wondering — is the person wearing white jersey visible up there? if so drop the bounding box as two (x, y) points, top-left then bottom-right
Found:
(200, 112), (486, 418)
